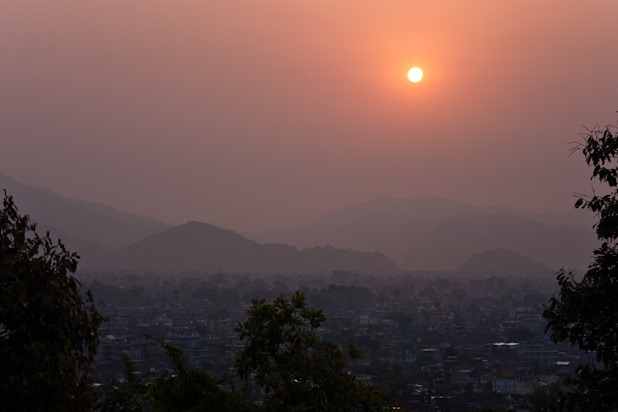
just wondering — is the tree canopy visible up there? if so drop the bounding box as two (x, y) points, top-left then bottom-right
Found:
(0, 192), (104, 411)
(234, 291), (386, 412)
(544, 124), (618, 411)
(146, 334), (258, 412)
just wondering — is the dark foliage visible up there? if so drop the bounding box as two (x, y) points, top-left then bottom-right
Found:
(0, 192), (104, 411)
(146, 334), (257, 412)
(234, 291), (387, 411)
(544, 124), (618, 411)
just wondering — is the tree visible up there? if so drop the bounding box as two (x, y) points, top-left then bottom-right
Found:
(146, 335), (258, 412)
(98, 336), (258, 412)
(234, 291), (386, 412)
(97, 356), (153, 412)
(0, 192), (104, 411)
(543, 123), (618, 411)
(525, 384), (560, 412)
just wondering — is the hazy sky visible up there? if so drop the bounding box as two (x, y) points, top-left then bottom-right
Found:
(2, 1), (617, 233)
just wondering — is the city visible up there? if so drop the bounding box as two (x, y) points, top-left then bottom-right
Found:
(86, 269), (586, 411)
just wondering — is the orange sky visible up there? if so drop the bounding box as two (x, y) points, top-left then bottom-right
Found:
(1, 1), (617, 233)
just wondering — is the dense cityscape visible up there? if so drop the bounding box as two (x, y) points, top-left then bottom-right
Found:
(85, 269), (586, 411)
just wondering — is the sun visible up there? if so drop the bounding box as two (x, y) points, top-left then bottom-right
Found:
(407, 67), (423, 83)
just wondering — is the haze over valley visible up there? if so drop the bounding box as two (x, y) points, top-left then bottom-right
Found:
(1, 173), (596, 275)
(2, 1), (617, 236)
(4, 2), (618, 411)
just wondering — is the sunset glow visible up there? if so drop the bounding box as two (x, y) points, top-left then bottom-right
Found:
(1, 1), (617, 233)
(407, 67), (423, 83)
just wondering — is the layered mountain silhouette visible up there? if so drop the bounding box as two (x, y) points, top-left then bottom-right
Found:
(256, 196), (598, 272)
(109, 221), (397, 273)
(0, 173), (167, 251)
(2, 174), (598, 274)
(0, 174), (397, 274)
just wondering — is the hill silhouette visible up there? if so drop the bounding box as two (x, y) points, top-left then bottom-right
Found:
(0, 173), (168, 250)
(256, 196), (598, 271)
(0, 174), (398, 274)
(2, 174), (597, 274)
(108, 221), (398, 274)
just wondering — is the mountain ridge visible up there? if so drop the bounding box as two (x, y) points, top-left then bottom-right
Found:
(107, 220), (398, 274)
(0, 173), (168, 250)
(0, 174), (398, 274)
(255, 196), (598, 271)
(2, 173), (597, 274)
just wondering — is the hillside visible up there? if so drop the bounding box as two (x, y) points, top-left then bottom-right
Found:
(0, 174), (398, 274)
(0, 173), (168, 250)
(108, 221), (398, 274)
(401, 213), (596, 271)
(2, 175), (598, 274)
(256, 196), (598, 271)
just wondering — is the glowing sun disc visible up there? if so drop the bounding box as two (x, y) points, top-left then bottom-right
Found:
(407, 67), (423, 83)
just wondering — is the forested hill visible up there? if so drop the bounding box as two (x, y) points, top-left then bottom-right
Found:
(0, 174), (397, 274)
(107, 221), (398, 274)
(256, 196), (598, 271)
(1, 174), (595, 274)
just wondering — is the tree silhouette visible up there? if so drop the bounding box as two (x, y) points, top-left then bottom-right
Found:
(544, 123), (618, 410)
(234, 291), (386, 411)
(146, 334), (258, 412)
(0, 192), (104, 411)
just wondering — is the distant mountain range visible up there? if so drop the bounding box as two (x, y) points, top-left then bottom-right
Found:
(256, 196), (598, 272)
(0, 174), (396, 274)
(0, 173), (167, 251)
(1, 173), (598, 275)
(108, 221), (396, 274)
